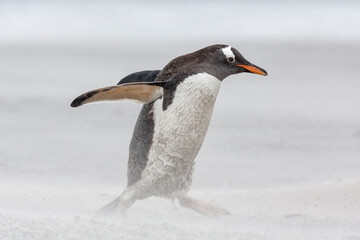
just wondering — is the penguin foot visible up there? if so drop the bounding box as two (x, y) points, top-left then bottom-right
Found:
(115, 202), (128, 217)
(95, 194), (134, 219)
(178, 196), (231, 217)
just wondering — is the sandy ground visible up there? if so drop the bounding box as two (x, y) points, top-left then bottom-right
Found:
(1, 180), (360, 240)
(1, 40), (360, 239)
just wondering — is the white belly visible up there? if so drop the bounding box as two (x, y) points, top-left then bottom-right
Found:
(136, 73), (221, 197)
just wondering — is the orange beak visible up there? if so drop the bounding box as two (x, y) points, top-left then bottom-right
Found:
(237, 65), (268, 76)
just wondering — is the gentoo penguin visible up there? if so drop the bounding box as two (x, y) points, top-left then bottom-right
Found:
(71, 44), (267, 216)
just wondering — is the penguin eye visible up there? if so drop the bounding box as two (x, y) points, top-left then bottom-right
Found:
(227, 57), (235, 63)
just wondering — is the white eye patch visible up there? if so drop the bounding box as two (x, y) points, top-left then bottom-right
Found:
(221, 46), (235, 60)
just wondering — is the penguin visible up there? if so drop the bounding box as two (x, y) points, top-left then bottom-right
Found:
(71, 44), (267, 216)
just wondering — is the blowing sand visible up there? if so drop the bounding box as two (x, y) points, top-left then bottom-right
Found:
(1, 41), (360, 239)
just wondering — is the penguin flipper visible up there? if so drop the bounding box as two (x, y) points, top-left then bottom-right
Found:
(70, 81), (165, 108)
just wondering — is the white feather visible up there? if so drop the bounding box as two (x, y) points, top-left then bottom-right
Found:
(221, 45), (235, 59)
(133, 72), (221, 197)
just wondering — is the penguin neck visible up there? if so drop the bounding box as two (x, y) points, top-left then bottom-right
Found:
(149, 72), (221, 161)
(152, 72), (221, 139)
(176, 71), (220, 97)
(162, 72), (221, 111)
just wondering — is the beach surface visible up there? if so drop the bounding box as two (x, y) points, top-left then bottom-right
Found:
(1, 1), (360, 239)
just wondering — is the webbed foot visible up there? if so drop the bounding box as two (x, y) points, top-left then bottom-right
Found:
(178, 196), (231, 217)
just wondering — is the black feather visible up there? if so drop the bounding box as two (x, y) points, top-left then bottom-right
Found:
(117, 70), (161, 85)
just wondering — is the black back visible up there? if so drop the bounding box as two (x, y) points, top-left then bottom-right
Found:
(117, 70), (161, 85)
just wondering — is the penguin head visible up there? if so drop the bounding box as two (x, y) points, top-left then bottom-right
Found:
(156, 44), (268, 82)
(220, 45), (267, 76)
(205, 44), (267, 80)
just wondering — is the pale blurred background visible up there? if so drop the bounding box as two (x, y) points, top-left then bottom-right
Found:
(1, 1), (360, 239)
